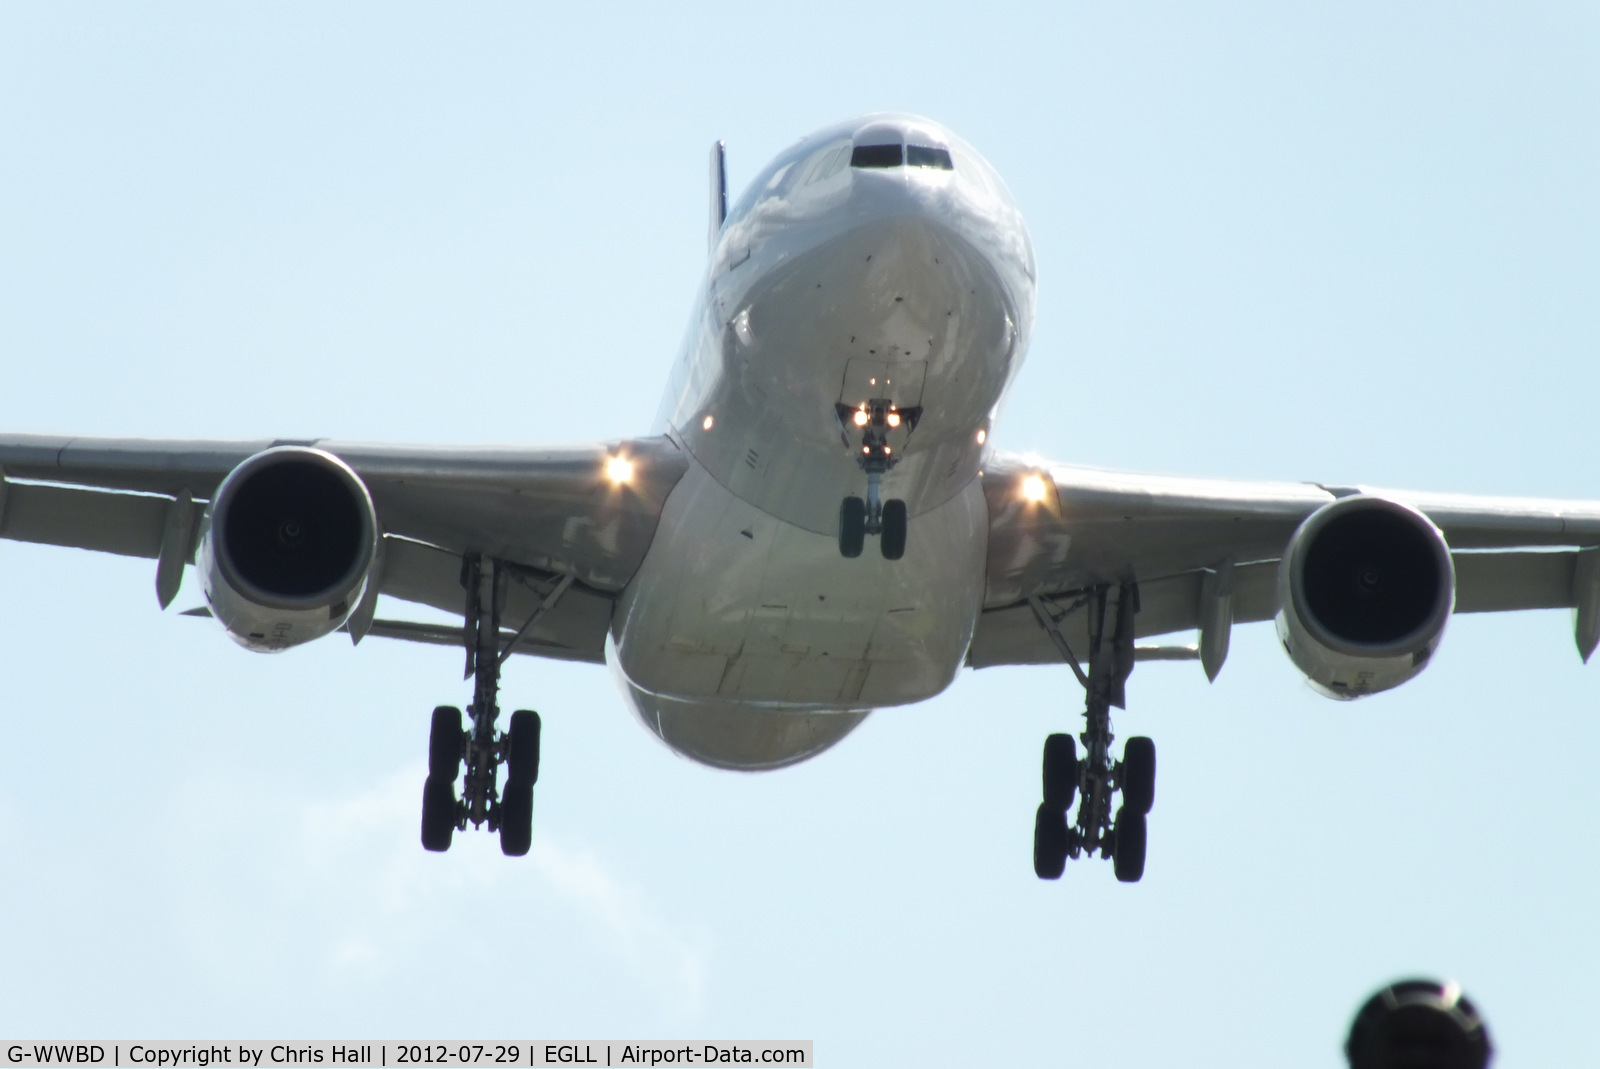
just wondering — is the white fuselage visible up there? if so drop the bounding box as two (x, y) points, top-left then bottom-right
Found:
(610, 115), (1037, 769)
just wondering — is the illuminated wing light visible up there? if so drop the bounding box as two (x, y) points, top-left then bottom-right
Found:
(605, 456), (634, 485)
(976, 429), (987, 444)
(1020, 471), (1063, 517)
(702, 415), (714, 431)
(853, 409), (869, 427)
(887, 412), (901, 428)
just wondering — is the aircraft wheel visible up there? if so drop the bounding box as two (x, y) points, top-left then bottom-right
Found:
(839, 497), (866, 558)
(1033, 803), (1069, 879)
(1112, 806), (1147, 883)
(421, 776), (457, 852)
(880, 499), (908, 560)
(499, 784), (533, 857)
(1122, 736), (1156, 814)
(1042, 733), (1078, 811)
(506, 709), (542, 788)
(428, 705), (463, 779)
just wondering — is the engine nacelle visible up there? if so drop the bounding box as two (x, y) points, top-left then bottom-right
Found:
(1276, 494), (1455, 699)
(198, 446), (378, 652)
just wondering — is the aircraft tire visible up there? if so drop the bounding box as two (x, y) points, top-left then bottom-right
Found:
(1112, 807), (1147, 883)
(1033, 803), (1069, 879)
(499, 784), (534, 857)
(839, 497), (867, 558)
(506, 709), (542, 788)
(880, 499), (908, 560)
(1042, 733), (1078, 811)
(1122, 736), (1156, 814)
(421, 776), (457, 852)
(428, 705), (463, 780)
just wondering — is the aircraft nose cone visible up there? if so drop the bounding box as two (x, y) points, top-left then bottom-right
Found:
(844, 153), (962, 225)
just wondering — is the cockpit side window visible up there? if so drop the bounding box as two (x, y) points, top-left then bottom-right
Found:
(850, 143), (903, 169)
(906, 145), (953, 170)
(806, 143), (851, 184)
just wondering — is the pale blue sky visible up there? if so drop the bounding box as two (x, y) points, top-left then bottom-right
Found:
(1, 4), (1597, 1065)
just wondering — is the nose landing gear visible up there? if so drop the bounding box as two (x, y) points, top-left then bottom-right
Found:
(836, 399), (917, 560)
(1029, 582), (1159, 883)
(838, 484), (908, 560)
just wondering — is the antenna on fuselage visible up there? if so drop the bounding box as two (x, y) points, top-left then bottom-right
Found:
(709, 140), (727, 253)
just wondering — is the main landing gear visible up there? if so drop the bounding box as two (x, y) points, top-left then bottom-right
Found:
(836, 398), (919, 560)
(1030, 582), (1159, 883)
(421, 553), (545, 857)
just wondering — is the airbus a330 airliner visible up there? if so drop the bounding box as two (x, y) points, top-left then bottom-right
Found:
(5, 114), (1599, 881)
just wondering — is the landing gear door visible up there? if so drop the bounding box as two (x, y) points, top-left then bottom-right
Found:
(840, 358), (927, 409)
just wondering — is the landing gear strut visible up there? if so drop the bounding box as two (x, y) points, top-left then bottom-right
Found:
(420, 553), (543, 857)
(836, 398), (917, 560)
(1030, 582), (1158, 883)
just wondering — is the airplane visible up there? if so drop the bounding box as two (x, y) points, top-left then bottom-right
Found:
(4, 112), (1599, 882)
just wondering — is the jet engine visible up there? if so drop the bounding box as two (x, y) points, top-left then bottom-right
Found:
(198, 446), (378, 652)
(1276, 494), (1455, 699)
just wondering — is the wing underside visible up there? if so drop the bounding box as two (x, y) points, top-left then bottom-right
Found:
(972, 452), (1600, 668)
(0, 434), (689, 662)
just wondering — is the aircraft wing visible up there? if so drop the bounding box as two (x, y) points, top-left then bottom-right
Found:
(971, 450), (1600, 668)
(0, 434), (690, 663)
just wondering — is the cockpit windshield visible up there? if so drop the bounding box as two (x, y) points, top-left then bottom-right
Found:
(849, 142), (954, 171)
(850, 143), (903, 169)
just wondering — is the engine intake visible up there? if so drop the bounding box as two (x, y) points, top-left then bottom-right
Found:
(1277, 494), (1454, 699)
(199, 447), (378, 652)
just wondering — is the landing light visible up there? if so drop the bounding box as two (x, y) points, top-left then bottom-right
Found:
(702, 414), (715, 431)
(1022, 474), (1048, 503)
(853, 410), (869, 427)
(976, 429), (987, 445)
(887, 412), (901, 428)
(605, 456), (634, 485)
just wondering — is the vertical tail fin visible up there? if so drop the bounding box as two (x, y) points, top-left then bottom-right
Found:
(709, 140), (727, 253)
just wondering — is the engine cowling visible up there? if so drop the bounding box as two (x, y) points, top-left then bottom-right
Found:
(198, 446), (378, 652)
(1276, 494), (1455, 699)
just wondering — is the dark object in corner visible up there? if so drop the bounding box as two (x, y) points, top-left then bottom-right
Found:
(1346, 978), (1492, 1069)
